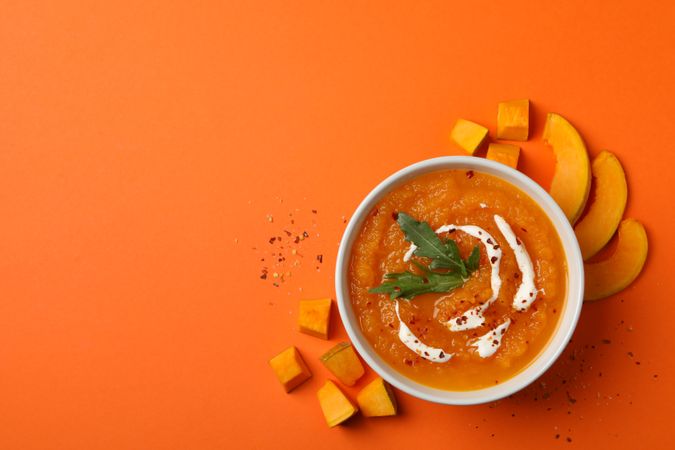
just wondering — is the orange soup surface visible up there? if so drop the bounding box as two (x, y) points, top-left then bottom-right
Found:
(349, 170), (567, 390)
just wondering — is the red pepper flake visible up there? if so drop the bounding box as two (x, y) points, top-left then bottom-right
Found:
(627, 351), (634, 357)
(311, 209), (318, 214)
(555, 434), (560, 439)
(404, 359), (413, 366)
(269, 237), (276, 244)
(260, 272), (267, 280)
(302, 231), (309, 238)
(317, 254), (323, 263)
(293, 236), (300, 244)
(514, 273), (520, 279)
(491, 256), (498, 263)
(439, 351), (445, 358)
(602, 338), (611, 344)
(636, 361), (641, 365)
(272, 282), (280, 287)
(392, 211), (399, 221)
(566, 391), (577, 404)
(566, 437), (572, 443)
(516, 237), (522, 245)
(466, 170), (474, 179)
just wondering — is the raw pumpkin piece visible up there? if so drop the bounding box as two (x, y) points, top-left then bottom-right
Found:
(320, 342), (365, 386)
(450, 119), (488, 154)
(543, 113), (591, 224)
(298, 298), (332, 339)
(584, 219), (648, 301)
(486, 143), (520, 169)
(574, 151), (628, 260)
(356, 377), (398, 417)
(317, 380), (358, 427)
(497, 99), (529, 141)
(269, 346), (312, 392)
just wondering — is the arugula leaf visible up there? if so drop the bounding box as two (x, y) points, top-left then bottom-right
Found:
(368, 262), (465, 300)
(368, 212), (483, 300)
(397, 212), (466, 274)
(465, 245), (480, 273)
(436, 238), (467, 276)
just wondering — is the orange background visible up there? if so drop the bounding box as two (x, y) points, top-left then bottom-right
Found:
(1, 1), (673, 449)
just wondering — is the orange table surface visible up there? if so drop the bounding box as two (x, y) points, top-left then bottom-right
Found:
(1, 1), (674, 449)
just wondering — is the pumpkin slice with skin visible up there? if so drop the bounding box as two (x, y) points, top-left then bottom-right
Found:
(584, 219), (648, 301)
(543, 113), (591, 224)
(574, 151), (628, 260)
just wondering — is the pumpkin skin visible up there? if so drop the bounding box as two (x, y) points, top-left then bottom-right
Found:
(543, 113), (591, 224)
(574, 151), (628, 260)
(584, 219), (648, 301)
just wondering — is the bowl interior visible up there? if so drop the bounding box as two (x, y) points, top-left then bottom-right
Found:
(335, 156), (584, 405)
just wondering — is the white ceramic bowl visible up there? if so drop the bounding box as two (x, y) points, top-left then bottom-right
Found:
(335, 156), (584, 405)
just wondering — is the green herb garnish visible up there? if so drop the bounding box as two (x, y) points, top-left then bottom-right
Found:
(368, 212), (480, 300)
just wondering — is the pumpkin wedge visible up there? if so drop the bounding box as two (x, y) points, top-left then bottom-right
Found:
(357, 377), (398, 417)
(574, 151), (628, 260)
(584, 219), (648, 301)
(543, 113), (591, 224)
(317, 380), (358, 427)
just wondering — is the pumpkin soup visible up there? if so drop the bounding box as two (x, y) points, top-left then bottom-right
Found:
(349, 170), (567, 390)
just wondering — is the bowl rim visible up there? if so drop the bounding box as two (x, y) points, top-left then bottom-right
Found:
(335, 156), (584, 405)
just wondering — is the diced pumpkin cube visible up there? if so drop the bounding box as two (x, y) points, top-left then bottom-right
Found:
(298, 298), (332, 339)
(317, 380), (358, 427)
(320, 342), (365, 386)
(269, 346), (312, 392)
(356, 377), (398, 417)
(486, 143), (520, 169)
(497, 99), (529, 141)
(450, 119), (488, 154)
